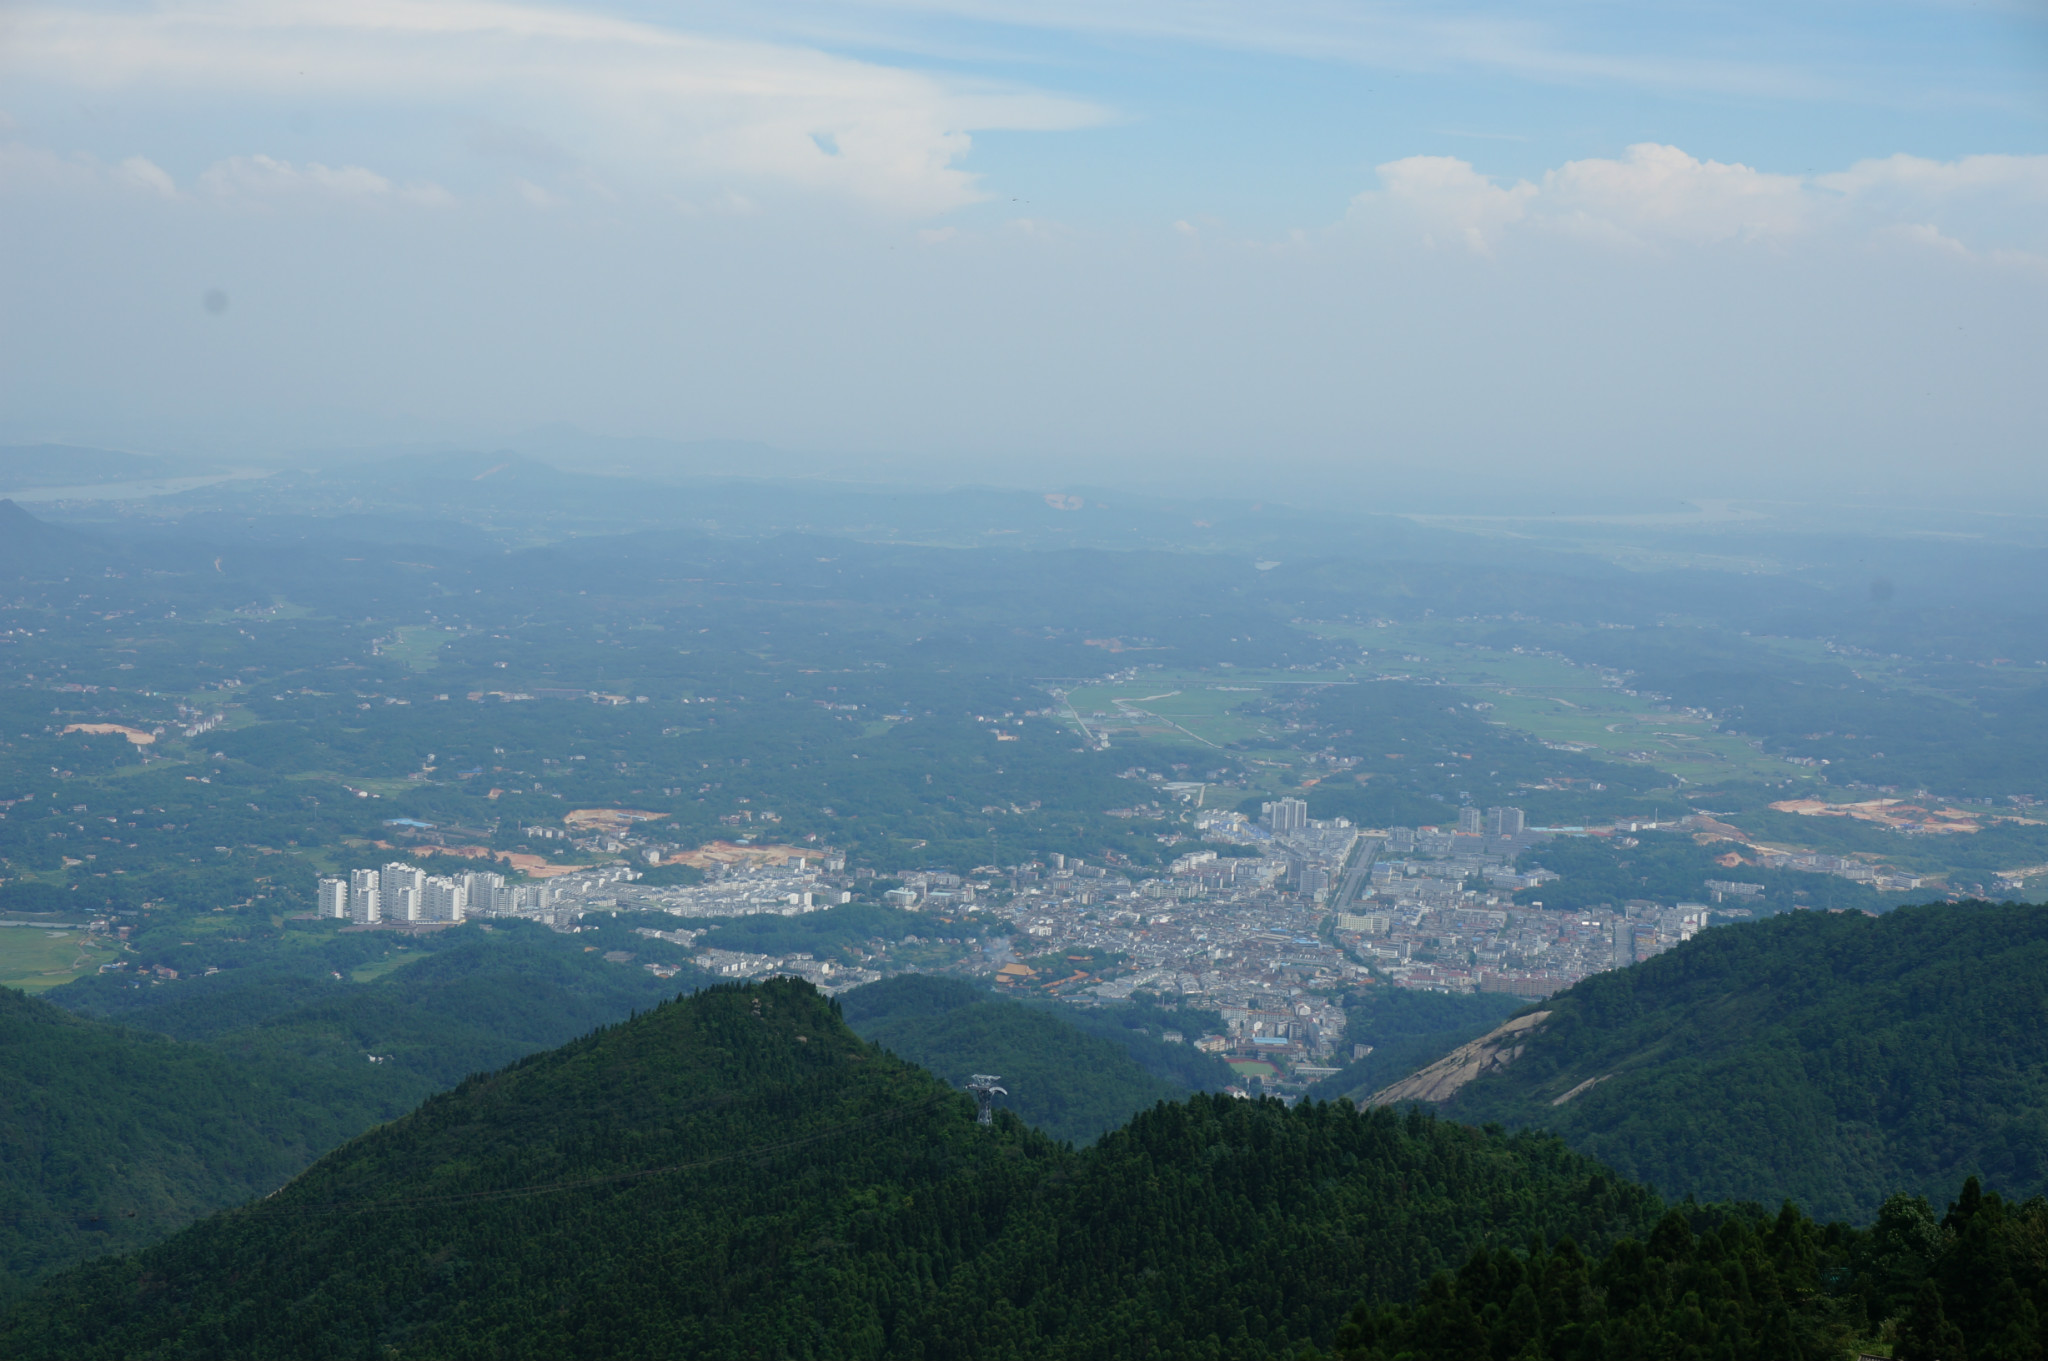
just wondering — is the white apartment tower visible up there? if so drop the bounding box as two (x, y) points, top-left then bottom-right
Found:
(422, 875), (468, 923)
(381, 862), (424, 922)
(317, 877), (348, 920)
(462, 870), (508, 915)
(349, 867), (382, 924)
(1261, 797), (1309, 835)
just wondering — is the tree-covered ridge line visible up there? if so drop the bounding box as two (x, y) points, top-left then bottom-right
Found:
(0, 979), (1668, 1359)
(1437, 899), (2048, 1222)
(1319, 1177), (2045, 1360)
(8, 973), (2040, 1359)
(0, 921), (702, 1303)
(836, 973), (1234, 1144)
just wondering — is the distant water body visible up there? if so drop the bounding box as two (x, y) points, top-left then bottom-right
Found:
(1, 470), (272, 502)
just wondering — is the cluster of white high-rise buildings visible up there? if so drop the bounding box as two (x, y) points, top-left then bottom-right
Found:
(317, 861), (637, 925)
(318, 863), (515, 924)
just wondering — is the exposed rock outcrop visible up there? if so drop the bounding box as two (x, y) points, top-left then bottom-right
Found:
(1361, 1010), (1551, 1107)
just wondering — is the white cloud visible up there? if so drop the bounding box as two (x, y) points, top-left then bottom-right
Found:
(1368, 154), (1535, 253)
(196, 153), (452, 205)
(511, 177), (563, 209)
(114, 155), (177, 197)
(1819, 152), (2048, 202)
(1540, 144), (1808, 246)
(1, 0), (1106, 216)
(813, 0), (1839, 103)
(1352, 144), (2046, 263)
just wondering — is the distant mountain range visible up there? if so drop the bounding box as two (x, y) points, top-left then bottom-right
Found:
(0, 445), (210, 491)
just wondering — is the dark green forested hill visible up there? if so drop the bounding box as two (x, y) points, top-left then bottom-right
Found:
(1320, 1180), (2048, 1361)
(52, 920), (699, 1102)
(0, 923), (702, 1303)
(1433, 900), (2048, 1221)
(839, 974), (1233, 1144)
(0, 979), (1664, 1360)
(0, 989), (390, 1302)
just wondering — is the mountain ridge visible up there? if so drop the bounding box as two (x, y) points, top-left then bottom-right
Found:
(1427, 899), (2048, 1221)
(0, 978), (1663, 1359)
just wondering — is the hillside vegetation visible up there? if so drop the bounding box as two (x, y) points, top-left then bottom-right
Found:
(1434, 900), (2048, 1221)
(0, 922), (699, 1301)
(0, 989), (387, 1301)
(839, 973), (1232, 1144)
(1324, 1179), (2047, 1361)
(0, 979), (1664, 1360)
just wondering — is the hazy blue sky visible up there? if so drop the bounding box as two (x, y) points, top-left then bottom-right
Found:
(2, 0), (2044, 506)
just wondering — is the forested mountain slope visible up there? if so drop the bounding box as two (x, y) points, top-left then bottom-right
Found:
(0, 989), (387, 1301)
(1431, 901), (2048, 1221)
(0, 979), (1662, 1360)
(56, 920), (695, 1101)
(1325, 1180), (2048, 1361)
(1, 922), (699, 1301)
(838, 973), (1231, 1144)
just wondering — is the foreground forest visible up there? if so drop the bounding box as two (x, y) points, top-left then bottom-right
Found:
(1, 980), (2038, 1359)
(0, 980), (1662, 1359)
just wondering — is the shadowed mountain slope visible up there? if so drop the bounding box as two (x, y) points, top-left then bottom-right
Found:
(0, 989), (389, 1300)
(0, 979), (1662, 1360)
(1, 922), (700, 1300)
(839, 973), (1231, 1144)
(1427, 900), (2048, 1221)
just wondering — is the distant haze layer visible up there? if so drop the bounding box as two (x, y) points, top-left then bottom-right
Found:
(0, 0), (2042, 509)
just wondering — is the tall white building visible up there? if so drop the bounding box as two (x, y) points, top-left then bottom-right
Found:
(318, 877), (348, 919)
(349, 867), (382, 924)
(1486, 806), (1526, 836)
(461, 870), (507, 914)
(422, 875), (467, 923)
(1457, 806), (1485, 835)
(381, 862), (424, 922)
(1261, 797), (1308, 834)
